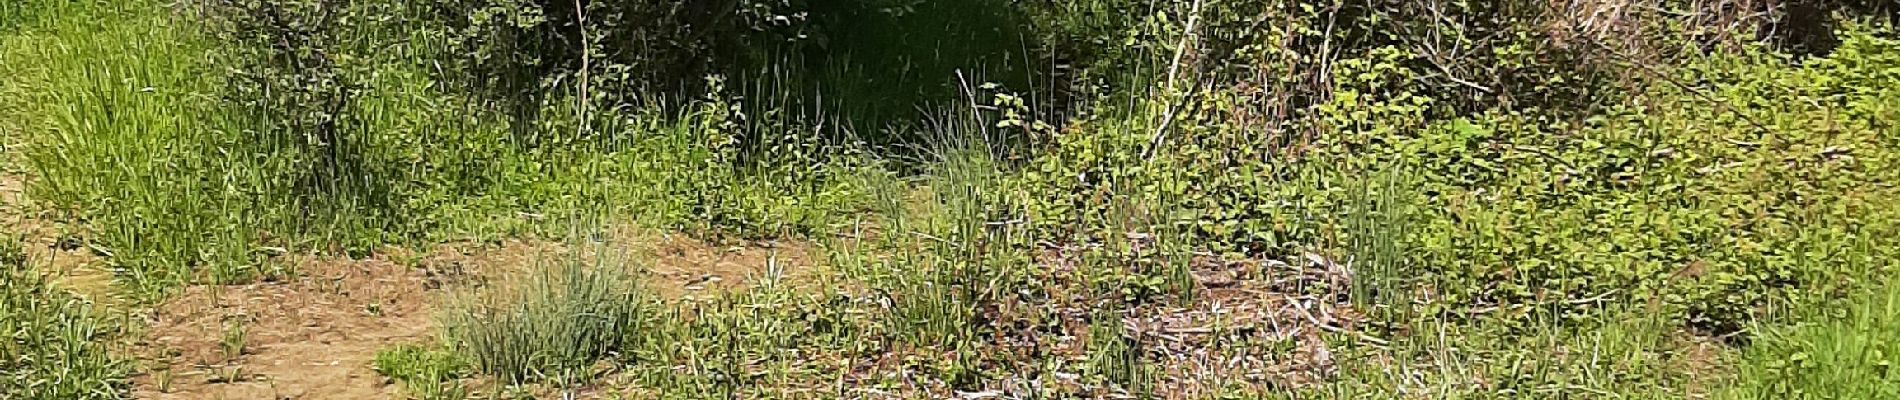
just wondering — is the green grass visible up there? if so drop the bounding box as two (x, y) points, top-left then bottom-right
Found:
(0, 236), (129, 399)
(373, 344), (470, 400)
(0, 0), (272, 295)
(1722, 279), (1900, 399)
(1289, 309), (1707, 399)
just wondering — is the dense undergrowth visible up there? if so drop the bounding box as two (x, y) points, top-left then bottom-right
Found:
(3, 0), (1898, 398)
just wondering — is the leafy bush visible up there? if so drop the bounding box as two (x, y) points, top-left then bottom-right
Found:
(409, 0), (1042, 142)
(1017, 12), (1900, 333)
(211, 0), (394, 209)
(1399, 28), (1900, 330)
(411, 0), (805, 110)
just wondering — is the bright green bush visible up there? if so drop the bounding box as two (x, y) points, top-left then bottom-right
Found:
(1400, 28), (1900, 330)
(1017, 21), (1900, 333)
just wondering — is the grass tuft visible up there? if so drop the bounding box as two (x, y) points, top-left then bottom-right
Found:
(0, 235), (129, 399)
(374, 344), (470, 400)
(439, 247), (649, 385)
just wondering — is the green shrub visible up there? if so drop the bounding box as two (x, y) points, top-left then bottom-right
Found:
(1017, 16), (1900, 334)
(1403, 27), (1900, 330)
(408, 0), (1043, 142)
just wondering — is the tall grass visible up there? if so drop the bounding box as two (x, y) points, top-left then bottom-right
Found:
(1292, 309), (1693, 399)
(1, 1), (261, 294)
(1340, 167), (1421, 319)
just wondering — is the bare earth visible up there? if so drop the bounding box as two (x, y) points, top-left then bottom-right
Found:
(126, 232), (816, 400)
(131, 256), (433, 400)
(7, 131), (821, 399)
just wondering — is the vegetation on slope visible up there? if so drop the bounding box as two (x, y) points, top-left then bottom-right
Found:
(1, 0), (1897, 398)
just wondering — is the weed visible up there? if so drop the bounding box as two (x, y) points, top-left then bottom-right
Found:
(220, 318), (247, 360)
(374, 344), (470, 400)
(1084, 311), (1148, 394)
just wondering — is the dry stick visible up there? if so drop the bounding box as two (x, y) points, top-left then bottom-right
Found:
(1410, 0), (1493, 94)
(1164, 0), (1205, 92)
(1509, 144), (1583, 174)
(1290, 298), (1391, 347)
(1422, 51), (1496, 93)
(1144, 83), (1202, 159)
(1145, 0), (1206, 158)
(1315, 0), (1340, 91)
(574, 0), (590, 140)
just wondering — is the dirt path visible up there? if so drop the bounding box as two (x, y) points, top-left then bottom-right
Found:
(130, 256), (434, 400)
(124, 232), (817, 400)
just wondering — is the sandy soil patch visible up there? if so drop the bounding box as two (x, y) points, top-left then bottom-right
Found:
(132, 256), (433, 400)
(128, 229), (820, 399)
